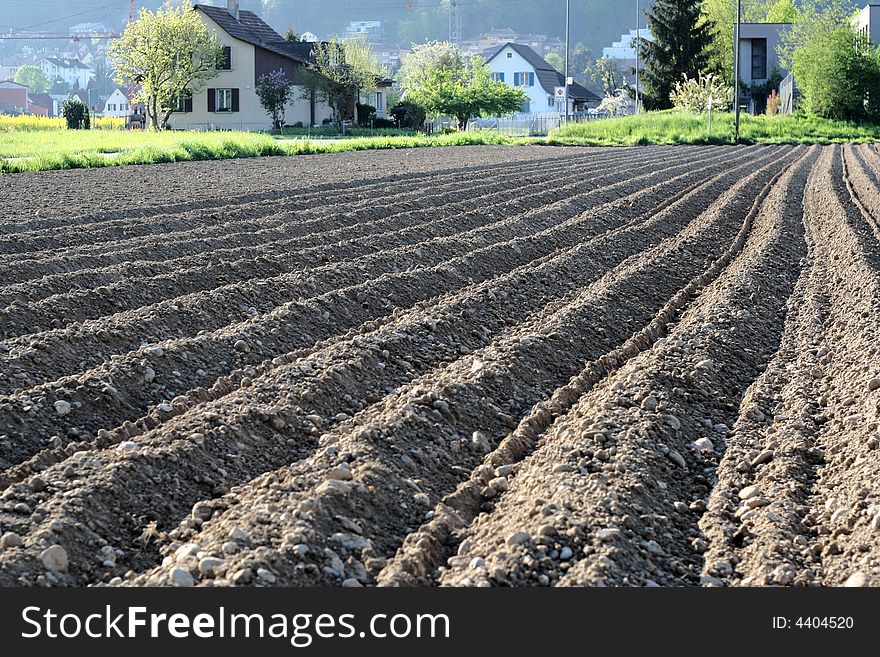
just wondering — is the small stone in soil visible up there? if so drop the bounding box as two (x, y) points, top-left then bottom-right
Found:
(844, 572), (868, 587)
(170, 567), (195, 587)
(0, 532), (22, 550)
(506, 531), (531, 546)
(597, 528), (621, 541)
(738, 485), (760, 500)
(39, 545), (68, 572)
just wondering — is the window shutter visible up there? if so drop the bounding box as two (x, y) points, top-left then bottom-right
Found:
(231, 88), (240, 112)
(223, 46), (232, 70)
(207, 88), (216, 112)
(185, 96), (193, 113)
(499, 72), (504, 82)
(529, 72), (534, 86)
(513, 72), (520, 86)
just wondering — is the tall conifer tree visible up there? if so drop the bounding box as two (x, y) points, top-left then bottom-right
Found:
(640, 0), (714, 109)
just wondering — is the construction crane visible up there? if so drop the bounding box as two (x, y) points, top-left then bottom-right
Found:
(0, 0), (135, 41)
(0, 31), (119, 40)
(448, 0), (461, 48)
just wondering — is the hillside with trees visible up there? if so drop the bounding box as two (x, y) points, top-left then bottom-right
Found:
(1, 0), (655, 58)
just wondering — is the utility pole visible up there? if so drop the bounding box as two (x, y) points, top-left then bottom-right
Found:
(733, 0), (741, 141)
(564, 0), (570, 122)
(127, 0), (138, 117)
(634, 0), (640, 114)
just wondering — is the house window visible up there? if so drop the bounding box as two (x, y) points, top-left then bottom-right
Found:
(548, 96), (555, 108)
(506, 52), (512, 58)
(375, 91), (382, 108)
(108, 103), (116, 111)
(121, 103), (127, 112)
(174, 93), (193, 113)
(513, 72), (534, 86)
(220, 46), (232, 70)
(207, 88), (238, 112)
(492, 72), (505, 82)
(521, 100), (530, 113)
(751, 38), (767, 80)
(216, 88), (232, 111)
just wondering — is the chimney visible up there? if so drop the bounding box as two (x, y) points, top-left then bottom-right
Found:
(227, 0), (239, 20)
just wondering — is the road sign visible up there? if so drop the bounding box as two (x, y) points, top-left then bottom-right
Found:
(554, 86), (565, 97)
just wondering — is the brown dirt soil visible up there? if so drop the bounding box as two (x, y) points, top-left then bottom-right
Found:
(0, 144), (878, 588)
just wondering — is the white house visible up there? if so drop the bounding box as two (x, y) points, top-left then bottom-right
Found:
(0, 63), (19, 82)
(300, 31), (319, 43)
(484, 42), (600, 116)
(602, 28), (653, 74)
(101, 88), (130, 118)
(169, 2), (391, 131)
(38, 57), (93, 90)
(346, 21), (383, 42)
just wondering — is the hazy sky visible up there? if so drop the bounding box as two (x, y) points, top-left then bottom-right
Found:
(0, 0), (652, 55)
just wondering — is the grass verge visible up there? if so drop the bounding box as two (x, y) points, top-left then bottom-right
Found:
(547, 111), (880, 146)
(0, 130), (537, 174)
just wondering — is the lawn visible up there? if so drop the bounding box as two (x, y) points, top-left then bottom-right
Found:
(4, 110), (879, 174)
(0, 125), (531, 174)
(548, 111), (880, 146)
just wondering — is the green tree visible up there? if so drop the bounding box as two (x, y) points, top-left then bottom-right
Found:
(256, 69), (294, 130)
(60, 96), (89, 129)
(590, 58), (629, 95)
(764, 0), (799, 23)
(782, 1), (880, 121)
(390, 99), (427, 130)
(284, 27), (301, 42)
(408, 55), (527, 129)
(13, 65), (51, 94)
(545, 44), (594, 83)
(307, 36), (385, 124)
(397, 40), (465, 94)
(396, 7), (447, 46)
(641, 0), (714, 109)
(108, 1), (223, 130)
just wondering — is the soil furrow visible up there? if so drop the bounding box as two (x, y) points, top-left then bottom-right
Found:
(0, 146), (777, 479)
(1, 144), (867, 590)
(0, 152), (617, 301)
(112, 147), (801, 588)
(0, 148), (784, 585)
(0, 150), (621, 258)
(0, 146), (691, 283)
(0, 147), (742, 334)
(377, 146), (810, 587)
(0, 145), (743, 392)
(0, 152), (607, 248)
(430, 147), (815, 587)
(0, 147), (623, 235)
(700, 146), (880, 588)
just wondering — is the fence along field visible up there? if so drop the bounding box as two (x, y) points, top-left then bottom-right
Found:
(0, 144), (878, 588)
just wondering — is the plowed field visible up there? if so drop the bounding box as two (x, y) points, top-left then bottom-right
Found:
(1, 144), (879, 588)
